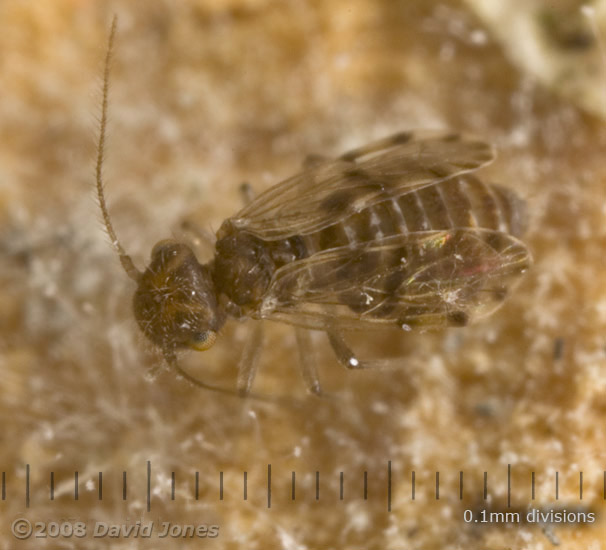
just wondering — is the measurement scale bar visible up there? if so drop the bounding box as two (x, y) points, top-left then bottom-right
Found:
(2, 463), (604, 512)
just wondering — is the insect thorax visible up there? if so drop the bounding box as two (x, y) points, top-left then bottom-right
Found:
(212, 221), (307, 317)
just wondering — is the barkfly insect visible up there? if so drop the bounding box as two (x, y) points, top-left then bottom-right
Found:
(95, 18), (532, 397)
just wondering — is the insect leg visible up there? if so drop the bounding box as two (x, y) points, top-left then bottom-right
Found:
(236, 321), (264, 396)
(326, 329), (394, 370)
(294, 327), (322, 395)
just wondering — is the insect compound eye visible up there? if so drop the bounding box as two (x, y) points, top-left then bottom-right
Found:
(188, 330), (217, 351)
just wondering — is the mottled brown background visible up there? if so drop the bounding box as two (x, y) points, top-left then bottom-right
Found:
(1, 0), (605, 549)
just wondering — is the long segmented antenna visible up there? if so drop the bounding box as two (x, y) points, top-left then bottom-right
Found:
(95, 16), (141, 281)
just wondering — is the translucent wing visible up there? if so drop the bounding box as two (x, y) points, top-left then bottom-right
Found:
(257, 228), (531, 331)
(228, 131), (495, 240)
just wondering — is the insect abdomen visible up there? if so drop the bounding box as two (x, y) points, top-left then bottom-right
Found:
(305, 174), (525, 256)
(295, 174), (529, 324)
